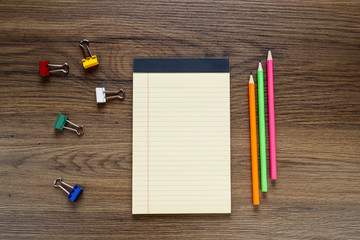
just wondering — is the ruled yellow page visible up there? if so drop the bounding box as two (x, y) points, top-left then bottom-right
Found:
(132, 72), (231, 214)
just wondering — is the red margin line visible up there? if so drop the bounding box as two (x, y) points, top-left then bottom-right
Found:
(147, 72), (150, 214)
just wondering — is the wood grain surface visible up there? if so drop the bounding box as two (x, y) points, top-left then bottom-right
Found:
(1, 0), (359, 239)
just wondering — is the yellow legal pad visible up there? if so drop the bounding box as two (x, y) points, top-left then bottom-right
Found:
(132, 58), (231, 214)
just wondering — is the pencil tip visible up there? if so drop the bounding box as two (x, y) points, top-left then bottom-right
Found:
(258, 61), (263, 71)
(249, 74), (254, 83)
(250, 72), (252, 75)
(268, 50), (273, 60)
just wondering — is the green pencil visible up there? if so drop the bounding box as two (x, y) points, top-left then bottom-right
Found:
(258, 61), (268, 192)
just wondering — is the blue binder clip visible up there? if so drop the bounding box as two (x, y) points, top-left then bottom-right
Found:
(54, 177), (83, 202)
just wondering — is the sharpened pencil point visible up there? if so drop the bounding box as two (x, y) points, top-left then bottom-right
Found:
(249, 73), (254, 83)
(268, 50), (273, 60)
(258, 61), (263, 71)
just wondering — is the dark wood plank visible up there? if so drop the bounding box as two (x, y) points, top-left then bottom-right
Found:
(0, 0), (359, 239)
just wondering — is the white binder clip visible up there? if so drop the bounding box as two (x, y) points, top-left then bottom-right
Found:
(96, 87), (125, 104)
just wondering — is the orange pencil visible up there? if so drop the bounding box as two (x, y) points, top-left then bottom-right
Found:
(249, 73), (260, 205)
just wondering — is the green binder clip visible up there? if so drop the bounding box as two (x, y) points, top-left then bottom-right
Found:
(54, 114), (84, 136)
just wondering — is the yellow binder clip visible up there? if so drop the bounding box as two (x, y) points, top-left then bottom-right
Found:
(79, 39), (99, 69)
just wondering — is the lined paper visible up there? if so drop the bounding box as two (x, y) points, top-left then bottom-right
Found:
(132, 72), (231, 214)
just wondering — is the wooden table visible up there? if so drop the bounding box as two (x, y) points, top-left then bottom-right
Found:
(1, 1), (359, 239)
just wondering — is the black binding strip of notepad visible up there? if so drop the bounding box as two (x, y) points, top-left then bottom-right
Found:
(133, 58), (230, 73)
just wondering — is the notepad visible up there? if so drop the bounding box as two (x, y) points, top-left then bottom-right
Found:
(132, 58), (231, 214)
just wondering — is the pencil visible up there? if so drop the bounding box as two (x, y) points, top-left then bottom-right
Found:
(249, 73), (260, 205)
(258, 61), (268, 192)
(267, 50), (277, 180)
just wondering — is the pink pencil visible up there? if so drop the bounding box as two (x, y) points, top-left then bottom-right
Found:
(267, 50), (277, 179)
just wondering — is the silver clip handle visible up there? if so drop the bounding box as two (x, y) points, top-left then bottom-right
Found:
(79, 39), (93, 58)
(54, 177), (73, 195)
(105, 89), (125, 101)
(48, 63), (69, 74)
(64, 120), (85, 136)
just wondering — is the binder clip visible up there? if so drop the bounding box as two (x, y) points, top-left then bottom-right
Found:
(54, 177), (83, 202)
(39, 61), (69, 77)
(96, 88), (125, 104)
(54, 113), (84, 136)
(79, 39), (99, 69)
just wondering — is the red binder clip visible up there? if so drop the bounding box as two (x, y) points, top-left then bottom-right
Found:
(39, 61), (69, 77)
